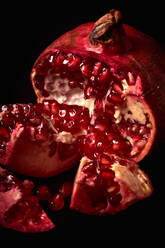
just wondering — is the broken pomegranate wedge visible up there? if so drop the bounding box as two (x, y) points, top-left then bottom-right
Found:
(0, 102), (89, 177)
(0, 166), (54, 232)
(70, 155), (153, 215)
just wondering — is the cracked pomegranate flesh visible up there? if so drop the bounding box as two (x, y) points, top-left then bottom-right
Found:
(0, 9), (165, 232)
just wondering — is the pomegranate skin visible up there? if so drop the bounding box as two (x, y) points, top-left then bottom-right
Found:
(31, 19), (165, 162)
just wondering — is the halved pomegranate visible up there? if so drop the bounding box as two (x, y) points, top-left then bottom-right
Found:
(0, 166), (55, 232)
(70, 154), (153, 215)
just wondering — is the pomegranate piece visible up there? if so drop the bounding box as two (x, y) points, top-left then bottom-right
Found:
(0, 167), (55, 232)
(0, 102), (90, 177)
(70, 155), (153, 215)
(49, 193), (65, 211)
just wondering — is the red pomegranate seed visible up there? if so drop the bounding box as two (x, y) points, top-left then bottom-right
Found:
(55, 52), (65, 66)
(109, 193), (122, 205)
(99, 154), (113, 165)
(68, 55), (81, 71)
(60, 182), (73, 197)
(107, 92), (123, 104)
(51, 101), (59, 114)
(68, 108), (77, 118)
(92, 61), (102, 76)
(36, 185), (52, 200)
(98, 67), (111, 83)
(80, 63), (91, 78)
(65, 120), (76, 130)
(112, 82), (123, 94)
(84, 86), (94, 99)
(62, 53), (73, 65)
(106, 132), (114, 142)
(59, 109), (67, 118)
(21, 180), (34, 196)
(100, 169), (115, 182)
(49, 193), (65, 211)
(82, 161), (96, 176)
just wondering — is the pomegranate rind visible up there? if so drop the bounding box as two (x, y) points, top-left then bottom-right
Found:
(70, 156), (153, 215)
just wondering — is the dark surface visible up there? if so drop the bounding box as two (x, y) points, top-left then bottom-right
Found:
(0, 1), (164, 243)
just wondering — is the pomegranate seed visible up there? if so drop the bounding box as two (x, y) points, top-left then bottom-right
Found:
(107, 92), (123, 104)
(55, 52), (65, 66)
(101, 169), (115, 180)
(84, 86), (94, 99)
(82, 161), (96, 176)
(63, 53), (73, 65)
(49, 193), (65, 211)
(80, 63), (91, 78)
(112, 82), (123, 94)
(98, 67), (111, 83)
(65, 120), (75, 130)
(109, 193), (122, 205)
(59, 109), (67, 118)
(68, 108), (77, 118)
(21, 180), (34, 196)
(68, 55), (81, 71)
(106, 132), (114, 142)
(51, 101), (59, 114)
(99, 154), (113, 165)
(92, 61), (102, 76)
(36, 185), (51, 200)
(60, 182), (73, 197)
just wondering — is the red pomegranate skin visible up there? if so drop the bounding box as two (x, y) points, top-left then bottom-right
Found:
(31, 21), (165, 161)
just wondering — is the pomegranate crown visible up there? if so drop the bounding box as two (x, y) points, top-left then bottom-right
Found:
(88, 9), (123, 46)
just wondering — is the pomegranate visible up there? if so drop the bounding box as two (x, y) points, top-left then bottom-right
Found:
(70, 154), (153, 215)
(0, 166), (55, 232)
(0, 9), (164, 231)
(0, 102), (89, 177)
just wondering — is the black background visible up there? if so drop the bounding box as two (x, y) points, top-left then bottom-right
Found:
(0, 1), (164, 244)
